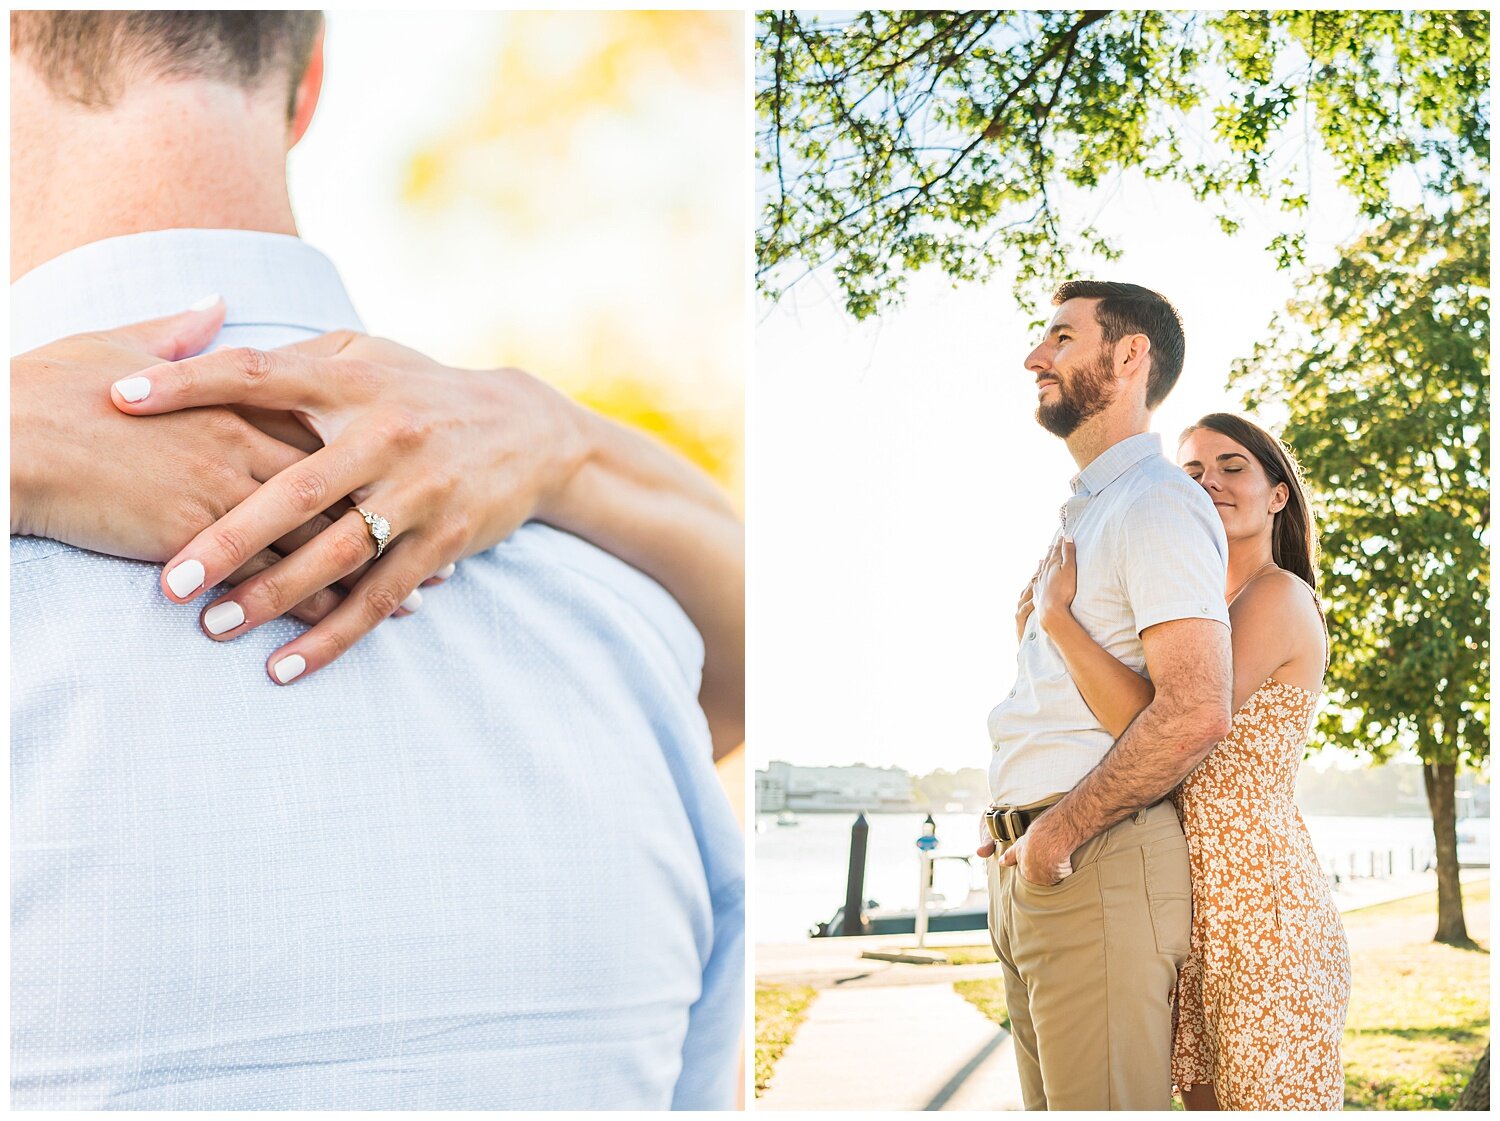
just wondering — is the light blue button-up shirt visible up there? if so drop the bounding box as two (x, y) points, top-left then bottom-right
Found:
(11, 229), (743, 1110)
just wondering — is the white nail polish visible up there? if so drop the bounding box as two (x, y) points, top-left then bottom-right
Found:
(115, 376), (152, 402)
(204, 601), (245, 635)
(401, 589), (423, 613)
(166, 559), (205, 598)
(272, 654), (306, 684)
(436, 563), (456, 580)
(188, 293), (221, 311)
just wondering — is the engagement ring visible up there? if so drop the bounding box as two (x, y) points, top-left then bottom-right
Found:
(358, 507), (392, 558)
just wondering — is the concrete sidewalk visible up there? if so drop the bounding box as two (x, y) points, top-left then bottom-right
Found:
(757, 981), (1024, 1111)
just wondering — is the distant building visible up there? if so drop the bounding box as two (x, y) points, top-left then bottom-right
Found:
(754, 768), (787, 812)
(756, 761), (916, 813)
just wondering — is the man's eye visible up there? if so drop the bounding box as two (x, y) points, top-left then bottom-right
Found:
(1058, 334), (1071, 343)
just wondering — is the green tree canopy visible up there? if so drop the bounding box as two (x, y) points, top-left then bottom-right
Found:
(1231, 188), (1489, 941)
(757, 9), (1489, 317)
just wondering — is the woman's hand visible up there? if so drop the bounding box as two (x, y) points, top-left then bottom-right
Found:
(110, 332), (591, 685)
(1014, 577), (1037, 643)
(1031, 536), (1079, 637)
(11, 303), (346, 625)
(110, 329), (744, 755)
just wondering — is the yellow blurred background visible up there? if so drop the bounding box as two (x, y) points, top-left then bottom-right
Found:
(290, 11), (746, 802)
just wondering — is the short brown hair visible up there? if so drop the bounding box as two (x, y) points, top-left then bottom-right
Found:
(1052, 280), (1186, 408)
(11, 11), (322, 115)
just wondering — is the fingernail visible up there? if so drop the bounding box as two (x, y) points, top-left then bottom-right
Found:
(272, 654), (306, 684)
(166, 558), (205, 598)
(204, 601), (245, 635)
(114, 376), (152, 402)
(188, 293), (221, 311)
(401, 589), (423, 612)
(436, 563), (456, 580)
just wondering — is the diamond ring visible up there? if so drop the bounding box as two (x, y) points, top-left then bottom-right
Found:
(357, 507), (393, 558)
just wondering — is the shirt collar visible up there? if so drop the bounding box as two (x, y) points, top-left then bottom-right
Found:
(1070, 431), (1163, 496)
(10, 228), (362, 355)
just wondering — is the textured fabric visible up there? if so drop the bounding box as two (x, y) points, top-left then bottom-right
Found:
(11, 228), (744, 1110)
(987, 802), (1190, 1110)
(987, 432), (1231, 804)
(1171, 678), (1350, 1108)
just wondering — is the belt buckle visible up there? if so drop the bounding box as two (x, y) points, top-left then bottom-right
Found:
(1001, 808), (1024, 844)
(987, 807), (1024, 845)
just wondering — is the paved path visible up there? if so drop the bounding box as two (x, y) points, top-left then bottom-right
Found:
(757, 981), (1024, 1111)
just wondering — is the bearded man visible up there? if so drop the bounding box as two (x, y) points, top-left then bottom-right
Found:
(976, 281), (1233, 1109)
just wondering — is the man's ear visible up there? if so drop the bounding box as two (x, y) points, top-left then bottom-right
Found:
(1117, 333), (1152, 392)
(288, 24), (325, 150)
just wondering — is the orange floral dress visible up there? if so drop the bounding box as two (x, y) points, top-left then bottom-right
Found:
(1170, 678), (1351, 1109)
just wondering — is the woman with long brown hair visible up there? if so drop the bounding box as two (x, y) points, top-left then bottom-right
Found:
(1022, 412), (1350, 1110)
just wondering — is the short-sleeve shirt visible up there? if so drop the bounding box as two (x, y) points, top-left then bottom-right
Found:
(987, 432), (1230, 805)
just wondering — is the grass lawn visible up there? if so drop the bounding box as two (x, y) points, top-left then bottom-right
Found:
(949, 880), (1490, 1110)
(900, 943), (998, 966)
(1342, 878), (1489, 1110)
(754, 983), (818, 1097)
(953, 976), (1011, 1030)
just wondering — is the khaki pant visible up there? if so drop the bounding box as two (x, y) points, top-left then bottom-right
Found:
(986, 799), (1191, 1110)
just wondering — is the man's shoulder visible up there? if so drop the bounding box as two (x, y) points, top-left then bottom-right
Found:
(1107, 453), (1216, 518)
(499, 523), (706, 687)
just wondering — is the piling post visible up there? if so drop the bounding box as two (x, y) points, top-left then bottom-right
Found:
(914, 816), (939, 947)
(842, 812), (870, 937)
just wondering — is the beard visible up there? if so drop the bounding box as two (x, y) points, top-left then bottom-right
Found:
(1036, 347), (1116, 437)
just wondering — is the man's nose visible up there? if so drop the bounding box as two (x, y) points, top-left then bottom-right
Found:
(1025, 346), (1049, 374)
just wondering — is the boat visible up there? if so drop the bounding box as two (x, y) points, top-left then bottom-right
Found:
(810, 853), (990, 937)
(776, 810), (800, 827)
(810, 890), (989, 938)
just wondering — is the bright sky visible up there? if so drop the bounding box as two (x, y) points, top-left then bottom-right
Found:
(754, 160), (1368, 775)
(289, 12), (743, 416)
(288, 12), (500, 361)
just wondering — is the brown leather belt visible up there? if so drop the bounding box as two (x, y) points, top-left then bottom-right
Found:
(984, 801), (1061, 845)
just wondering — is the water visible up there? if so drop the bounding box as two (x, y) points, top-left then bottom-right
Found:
(754, 811), (1486, 943)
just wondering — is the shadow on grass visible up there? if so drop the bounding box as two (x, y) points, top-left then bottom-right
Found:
(1439, 938), (1489, 955)
(1346, 1023), (1486, 1045)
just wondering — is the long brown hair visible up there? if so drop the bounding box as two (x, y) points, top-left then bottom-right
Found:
(1180, 413), (1320, 594)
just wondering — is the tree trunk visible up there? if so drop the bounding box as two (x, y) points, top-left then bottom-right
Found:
(1423, 761), (1470, 945)
(1455, 1044), (1489, 1110)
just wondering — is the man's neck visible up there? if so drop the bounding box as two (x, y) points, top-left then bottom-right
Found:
(1064, 406), (1152, 472)
(11, 70), (297, 281)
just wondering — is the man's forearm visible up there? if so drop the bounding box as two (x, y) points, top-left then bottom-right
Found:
(1036, 695), (1229, 853)
(540, 401), (746, 758)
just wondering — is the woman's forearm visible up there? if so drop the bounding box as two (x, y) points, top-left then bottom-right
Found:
(542, 401), (745, 759)
(1043, 612), (1154, 739)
